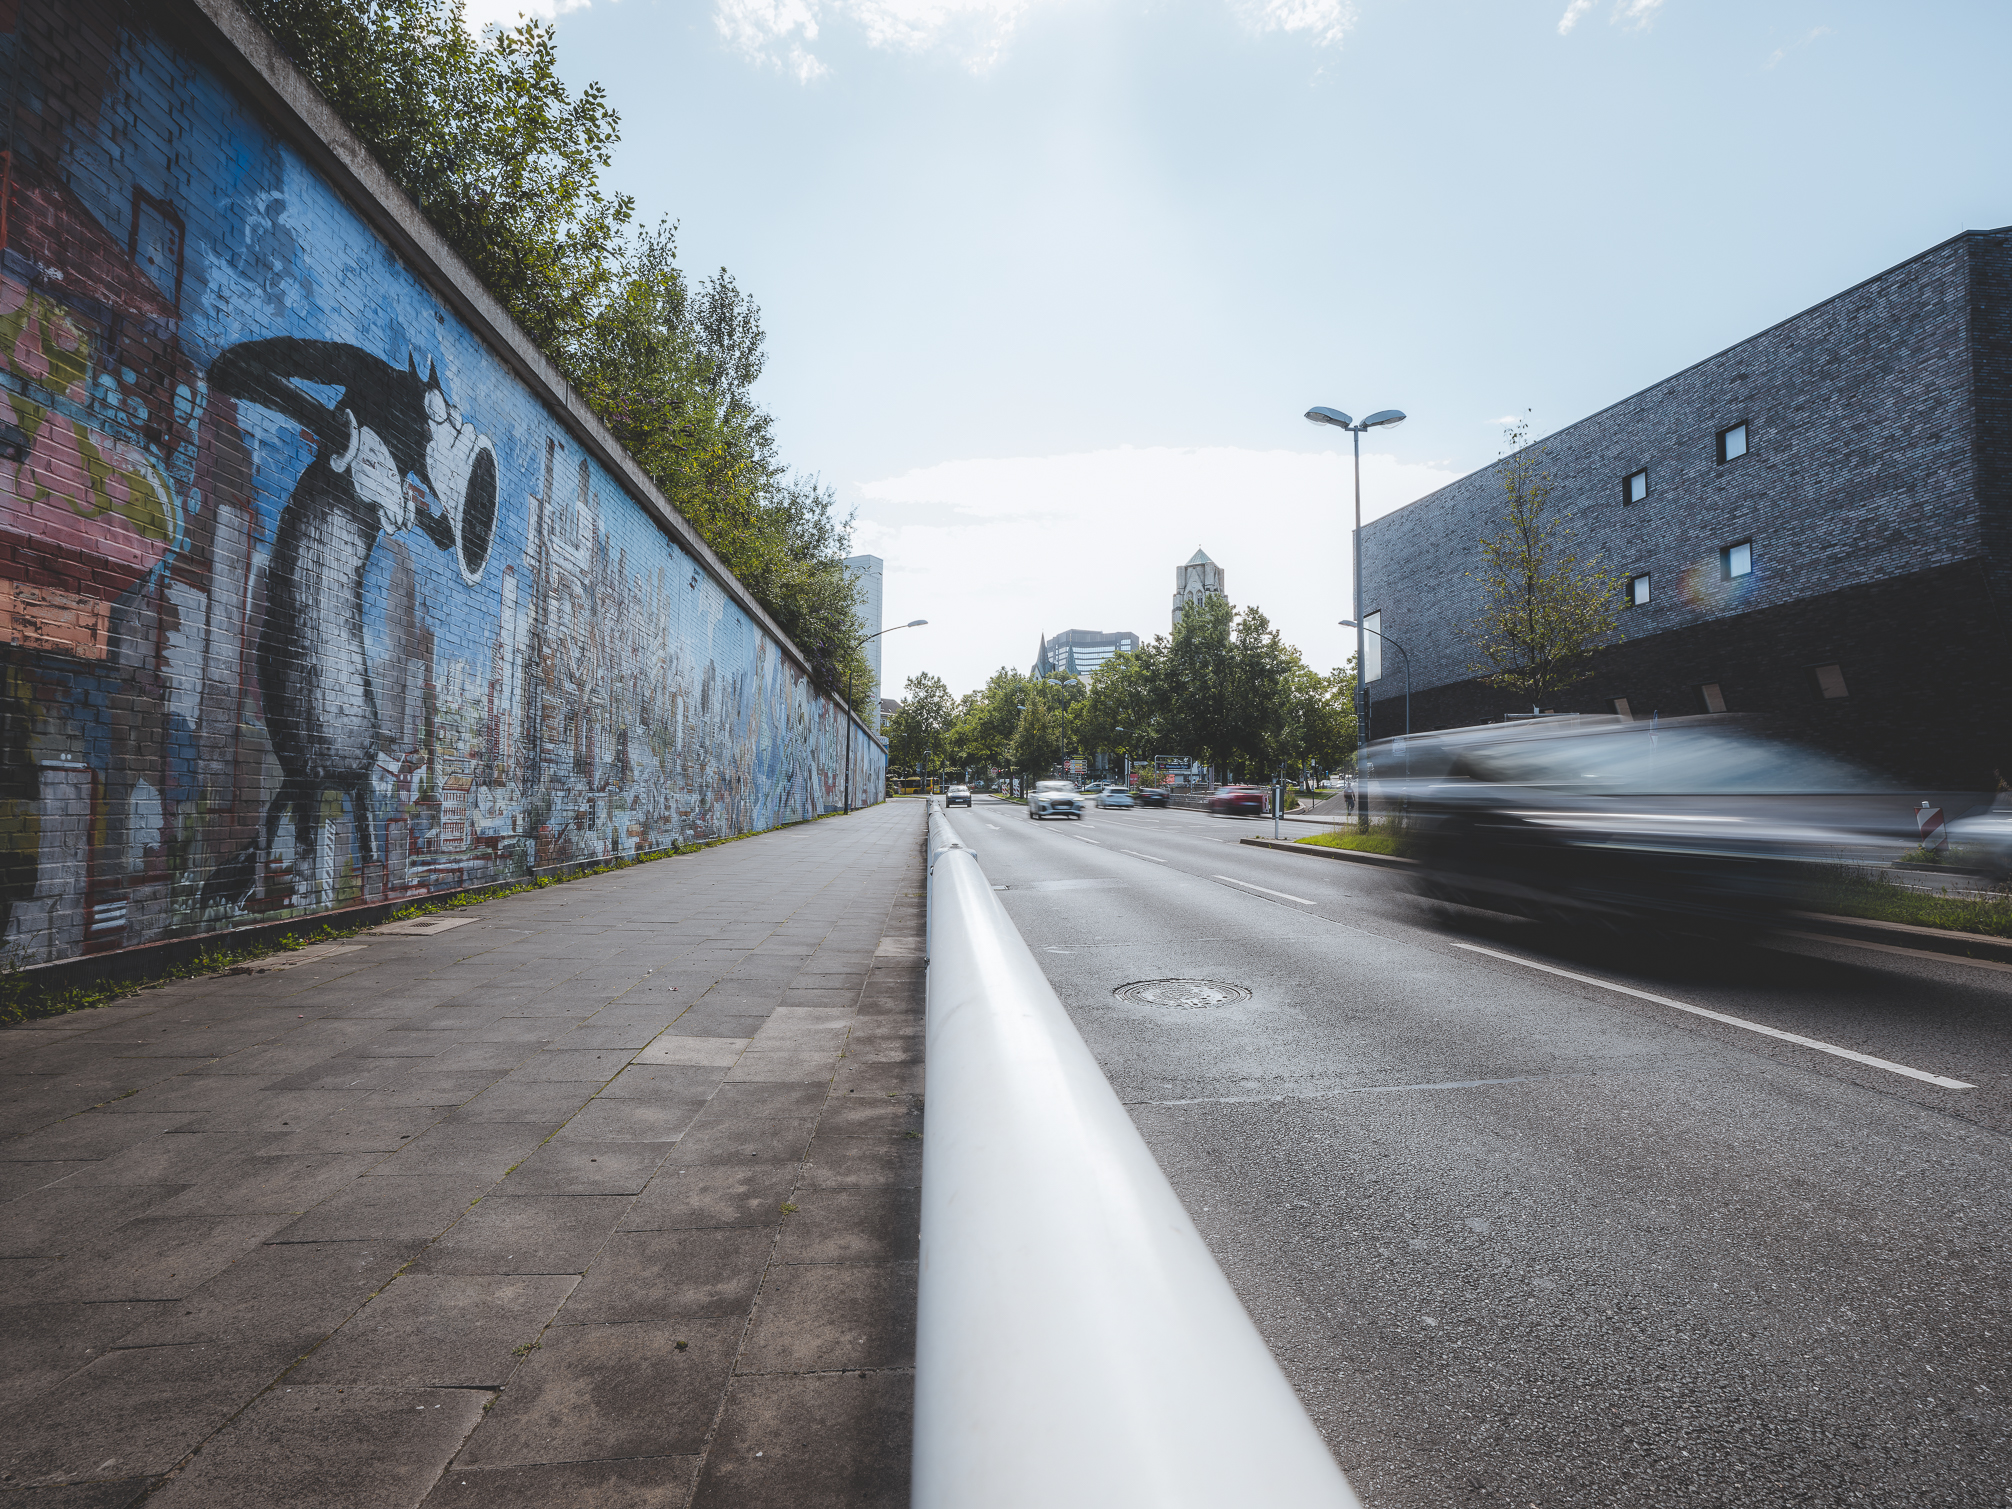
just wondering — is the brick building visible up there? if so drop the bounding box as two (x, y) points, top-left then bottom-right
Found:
(1358, 227), (2012, 789)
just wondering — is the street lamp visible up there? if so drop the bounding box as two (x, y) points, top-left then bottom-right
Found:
(1339, 618), (1412, 737)
(845, 619), (927, 815)
(1304, 406), (1404, 753)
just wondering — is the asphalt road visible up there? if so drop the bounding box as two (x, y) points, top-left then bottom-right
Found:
(939, 794), (2012, 1508)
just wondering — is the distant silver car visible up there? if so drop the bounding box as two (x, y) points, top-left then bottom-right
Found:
(1028, 781), (1083, 820)
(1097, 787), (1135, 809)
(945, 784), (972, 807)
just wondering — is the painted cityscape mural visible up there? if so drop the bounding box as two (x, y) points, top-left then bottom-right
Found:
(0, 1), (884, 966)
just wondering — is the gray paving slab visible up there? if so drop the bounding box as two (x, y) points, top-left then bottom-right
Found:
(0, 799), (923, 1505)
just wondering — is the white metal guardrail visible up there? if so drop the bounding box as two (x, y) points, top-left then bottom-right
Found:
(915, 804), (1361, 1509)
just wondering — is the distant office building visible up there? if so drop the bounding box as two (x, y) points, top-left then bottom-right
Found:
(1172, 549), (1226, 629)
(1033, 628), (1141, 679)
(1359, 226), (2012, 788)
(843, 554), (884, 729)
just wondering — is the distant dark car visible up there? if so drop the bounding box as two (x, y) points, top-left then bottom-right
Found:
(1134, 787), (1171, 807)
(945, 784), (971, 807)
(1205, 785), (1268, 817)
(1371, 715), (1986, 933)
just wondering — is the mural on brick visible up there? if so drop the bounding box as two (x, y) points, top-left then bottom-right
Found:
(0, 1), (884, 965)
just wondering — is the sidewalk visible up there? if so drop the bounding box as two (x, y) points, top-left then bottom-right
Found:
(1, 800), (925, 1508)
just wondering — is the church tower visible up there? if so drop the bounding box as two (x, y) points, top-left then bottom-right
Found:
(1172, 548), (1225, 629)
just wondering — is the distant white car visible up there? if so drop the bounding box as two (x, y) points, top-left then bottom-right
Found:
(1097, 787), (1134, 809)
(945, 784), (972, 807)
(1028, 781), (1083, 820)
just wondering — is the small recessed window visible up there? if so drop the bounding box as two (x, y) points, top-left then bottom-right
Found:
(1610, 697), (1633, 720)
(1696, 682), (1727, 714)
(1722, 540), (1752, 579)
(1810, 663), (1849, 700)
(1624, 469), (1648, 505)
(1717, 423), (1748, 463)
(1627, 573), (1651, 607)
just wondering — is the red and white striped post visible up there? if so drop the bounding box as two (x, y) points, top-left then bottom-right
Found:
(1917, 801), (1947, 853)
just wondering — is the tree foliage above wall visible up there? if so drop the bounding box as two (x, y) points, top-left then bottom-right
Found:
(244, 0), (869, 698)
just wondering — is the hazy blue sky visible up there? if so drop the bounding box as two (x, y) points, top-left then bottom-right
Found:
(474, 0), (2012, 700)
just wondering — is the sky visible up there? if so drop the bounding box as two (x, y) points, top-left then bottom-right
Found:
(470, 0), (2012, 702)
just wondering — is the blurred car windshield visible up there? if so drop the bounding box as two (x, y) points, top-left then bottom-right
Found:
(1035, 782), (1073, 792)
(1455, 727), (1890, 795)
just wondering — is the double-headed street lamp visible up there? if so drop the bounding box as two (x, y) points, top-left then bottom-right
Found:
(1304, 406), (1404, 750)
(845, 619), (927, 815)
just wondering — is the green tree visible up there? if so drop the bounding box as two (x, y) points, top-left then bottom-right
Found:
(243, 0), (632, 372)
(887, 673), (955, 781)
(1067, 652), (1157, 772)
(1012, 699), (1065, 780)
(570, 225), (867, 691)
(1465, 422), (1623, 708)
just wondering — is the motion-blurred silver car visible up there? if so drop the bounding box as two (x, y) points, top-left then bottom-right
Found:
(1365, 715), (1987, 932)
(1097, 786), (1135, 809)
(1028, 781), (1083, 820)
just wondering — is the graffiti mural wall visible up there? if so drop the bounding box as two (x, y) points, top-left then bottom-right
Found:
(0, 0), (885, 967)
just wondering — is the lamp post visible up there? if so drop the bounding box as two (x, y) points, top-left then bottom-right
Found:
(845, 618), (927, 815)
(1338, 618), (1412, 737)
(1304, 406), (1405, 753)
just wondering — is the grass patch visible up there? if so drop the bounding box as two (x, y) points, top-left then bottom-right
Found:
(1295, 819), (1410, 857)
(1807, 867), (2012, 939)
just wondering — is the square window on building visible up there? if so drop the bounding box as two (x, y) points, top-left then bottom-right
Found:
(1624, 469), (1648, 505)
(1610, 697), (1633, 720)
(1810, 663), (1849, 700)
(1722, 540), (1752, 579)
(1627, 573), (1651, 607)
(1696, 682), (1727, 714)
(1717, 423), (1748, 463)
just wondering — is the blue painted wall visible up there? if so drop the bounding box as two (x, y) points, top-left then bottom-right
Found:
(0, 0), (884, 965)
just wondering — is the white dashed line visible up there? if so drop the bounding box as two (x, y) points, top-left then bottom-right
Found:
(1451, 942), (1976, 1090)
(1213, 875), (1312, 905)
(1119, 850), (1167, 864)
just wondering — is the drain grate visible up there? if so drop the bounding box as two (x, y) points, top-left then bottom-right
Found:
(1113, 978), (1251, 1009)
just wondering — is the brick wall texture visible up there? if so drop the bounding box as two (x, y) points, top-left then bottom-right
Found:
(0, 0), (886, 967)
(1360, 228), (2012, 789)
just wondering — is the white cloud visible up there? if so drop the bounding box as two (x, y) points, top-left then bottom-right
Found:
(1233, 0), (1357, 49)
(1487, 414), (1521, 426)
(1555, 0), (1595, 35)
(1558, 0), (1664, 36)
(717, 0), (1035, 75)
(462, 0), (591, 27)
(850, 444), (1462, 699)
(1766, 25), (1831, 69)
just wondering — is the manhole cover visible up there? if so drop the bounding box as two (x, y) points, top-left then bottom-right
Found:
(1113, 979), (1251, 1009)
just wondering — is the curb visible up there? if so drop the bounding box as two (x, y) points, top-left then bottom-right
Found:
(1781, 911), (2012, 966)
(1238, 836), (1415, 870)
(1238, 836), (2012, 964)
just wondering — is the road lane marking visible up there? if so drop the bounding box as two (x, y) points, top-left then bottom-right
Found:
(1076, 836), (1101, 845)
(985, 823), (1001, 830)
(1451, 942), (1976, 1090)
(1119, 850), (1167, 864)
(1213, 875), (1313, 905)
(1130, 1075), (1551, 1107)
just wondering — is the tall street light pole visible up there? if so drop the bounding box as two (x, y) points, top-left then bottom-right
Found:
(1303, 402), (1400, 756)
(845, 618), (927, 815)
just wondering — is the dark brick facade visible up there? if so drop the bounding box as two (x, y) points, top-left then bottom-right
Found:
(1361, 228), (2012, 789)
